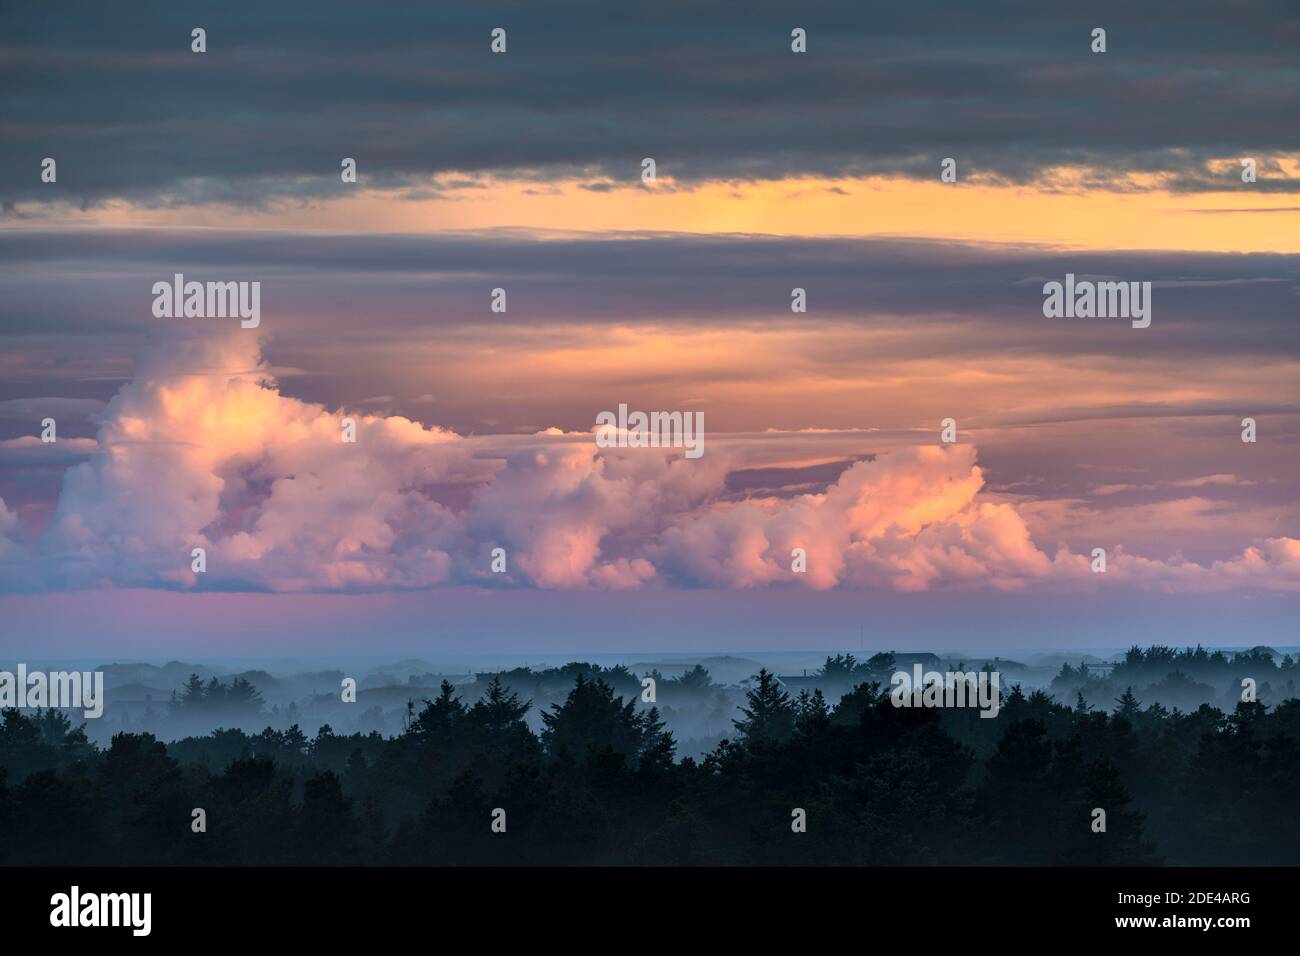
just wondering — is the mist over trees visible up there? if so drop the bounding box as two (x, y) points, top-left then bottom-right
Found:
(2, 645), (1299, 866)
(1051, 644), (1299, 711)
(76, 644), (1299, 761)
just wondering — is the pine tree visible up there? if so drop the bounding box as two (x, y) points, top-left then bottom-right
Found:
(170, 673), (206, 715)
(226, 676), (264, 715)
(732, 669), (795, 743)
(1114, 687), (1141, 718)
(540, 674), (643, 761)
(470, 674), (531, 736)
(795, 688), (831, 736)
(409, 680), (466, 742)
(636, 706), (676, 775)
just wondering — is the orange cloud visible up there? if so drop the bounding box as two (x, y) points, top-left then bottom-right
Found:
(15, 169), (1300, 253)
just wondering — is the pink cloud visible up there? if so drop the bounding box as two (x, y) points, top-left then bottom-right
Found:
(1, 333), (1296, 596)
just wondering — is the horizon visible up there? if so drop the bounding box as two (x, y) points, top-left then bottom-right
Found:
(7, 643), (1299, 677)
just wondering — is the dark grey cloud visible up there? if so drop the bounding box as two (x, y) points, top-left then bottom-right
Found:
(1, 227), (1297, 443)
(2, 0), (1297, 207)
(0, 229), (1296, 363)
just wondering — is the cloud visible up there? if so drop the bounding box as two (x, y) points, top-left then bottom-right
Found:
(3, 229), (1297, 361)
(2, 1), (1297, 207)
(650, 445), (1073, 591)
(461, 428), (733, 589)
(0, 435), (99, 467)
(0, 334), (1296, 595)
(0, 397), (106, 420)
(1111, 537), (1300, 593)
(0, 497), (20, 561)
(1090, 473), (1257, 495)
(34, 331), (468, 592)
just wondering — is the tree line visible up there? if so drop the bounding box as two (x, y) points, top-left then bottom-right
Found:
(2, 654), (1298, 865)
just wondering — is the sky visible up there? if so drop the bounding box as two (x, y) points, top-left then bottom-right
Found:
(1, 1), (1298, 656)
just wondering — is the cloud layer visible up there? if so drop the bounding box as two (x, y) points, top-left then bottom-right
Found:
(3, 0), (1298, 209)
(1, 333), (1296, 595)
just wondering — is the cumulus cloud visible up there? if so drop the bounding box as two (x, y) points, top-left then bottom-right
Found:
(465, 441), (730, 589)
(1108, 538), (1300, 593)
(37, 332), (467, 592)
(2, 333), (1297, 595)
(651, 446), (1077, 591)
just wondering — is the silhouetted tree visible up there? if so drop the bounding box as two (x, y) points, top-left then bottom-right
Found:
(732, 669), (794, 743)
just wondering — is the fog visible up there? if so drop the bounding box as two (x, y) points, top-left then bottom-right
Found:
(9, 644), (1296, 757)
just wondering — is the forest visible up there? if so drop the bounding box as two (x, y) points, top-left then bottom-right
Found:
(1, 646), (1298, 866)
